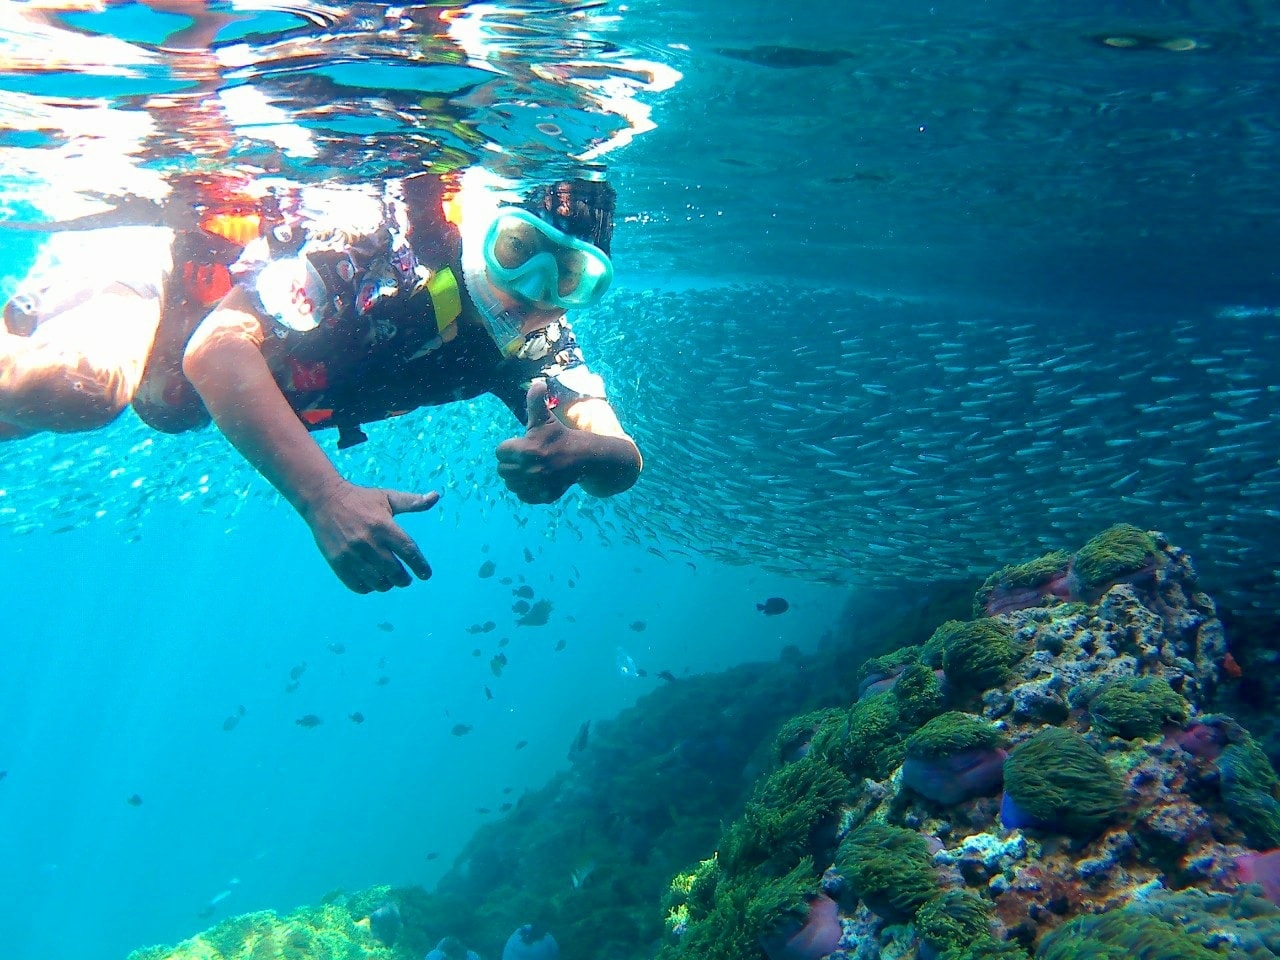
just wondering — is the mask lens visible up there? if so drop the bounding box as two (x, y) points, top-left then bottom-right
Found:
(483, 209), (613, 309)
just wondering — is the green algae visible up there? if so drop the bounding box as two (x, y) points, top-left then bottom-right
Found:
(846, 691), (906, 780)
(837, 822), (938, 920)
(905, 712), (1007, 760)
(1070, 523), (1157, 597)
(915, 889), (994, 950)
(972, 549), (1073, 616)
(1086, 676), (1189, 740)
(1003, 727), (1126, 838)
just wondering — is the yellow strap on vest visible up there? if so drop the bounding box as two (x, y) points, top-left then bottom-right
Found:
(427, 267), (462, 333)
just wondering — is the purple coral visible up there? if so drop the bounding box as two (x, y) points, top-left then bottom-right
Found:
(1235, 849), (1280, 906)
(903, 748), (1008, 806)
(760, 894), (843, 960)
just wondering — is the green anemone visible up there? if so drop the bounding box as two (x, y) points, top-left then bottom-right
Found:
(924, 618), (1024, 694)
(837, 822), (938, 920)
(1070, 523), (1157, 597)
(973, 550), (1073, 616)
(1003, 727), (1126, 838)
(1036, 908), (1221, 960)
(1087, 676), (1189, 740)
(1218, 736), (1280, 848)
(905, 712), (1006, 760)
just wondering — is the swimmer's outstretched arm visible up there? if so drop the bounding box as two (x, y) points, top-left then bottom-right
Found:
(182, 287), (440, 593)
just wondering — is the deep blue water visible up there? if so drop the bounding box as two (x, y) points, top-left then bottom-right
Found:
(2, 1), (1279, 958)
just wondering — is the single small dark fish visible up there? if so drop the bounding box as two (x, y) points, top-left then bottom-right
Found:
(127, 793), (143, 806)
(490, 653), (508, 677)
(570, 720), (590, 756)
(327, 642), (346, 654)
(221, 714), (240, 732)
(476, 806), (491, 814)
(478, 560), (496, 578)
(514, 585), (535, 599)
(512, 599), (531, 615)
(500, 576), (513, 585)
(425, 851), (439, 860)
(499, 802), (513, 812)
(567, 579), (576, 588)
(757, 596), (790, 616)
(483, 621), (497, 633)
(375, 676), (391, 686)
(284, 681), (300, 694)
(658, 670), (678, 683)
(296, 714), (323, 728)
(472, 648), (482, 657)
(518, 599), (553, 627)
(289, 662), (307, 681)
(466, 623), (486, 635)
(629, 620), (646, 632)
(555, 639), (567, 651)
(637, 668), (648, 678)
(377, 621), (395, 633)
(236, 704), (246, 717)
(349, 712), (365, 724)
(485, 686), (494, 700)
(515, 740), (529, 750)
(497, 636), (509, 647)
(451, 723), (473, 737)
(502, 786), (513, 794)
(523, 547), (535, 563)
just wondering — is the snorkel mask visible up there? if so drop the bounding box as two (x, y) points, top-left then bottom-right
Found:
(482, 207), (613, 310)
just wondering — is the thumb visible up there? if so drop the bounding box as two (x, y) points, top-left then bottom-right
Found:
(386, 489), (441, 515)
(524, 378), (555, 429)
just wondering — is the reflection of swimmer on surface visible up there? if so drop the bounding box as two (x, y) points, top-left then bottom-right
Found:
(1, 170), (642, 594)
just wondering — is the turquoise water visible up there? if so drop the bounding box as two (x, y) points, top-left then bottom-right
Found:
(1, 1), (1278, 958)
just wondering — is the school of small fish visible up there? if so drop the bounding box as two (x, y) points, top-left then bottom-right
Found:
(0, 285), (1276, 615)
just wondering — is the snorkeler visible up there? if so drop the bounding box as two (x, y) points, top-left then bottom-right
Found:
(0, 171), (643, 594)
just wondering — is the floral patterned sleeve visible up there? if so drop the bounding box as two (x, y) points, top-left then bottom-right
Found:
(500, 317), (609, 422)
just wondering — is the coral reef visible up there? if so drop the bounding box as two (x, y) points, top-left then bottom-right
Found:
(661, 527), (1280, 960)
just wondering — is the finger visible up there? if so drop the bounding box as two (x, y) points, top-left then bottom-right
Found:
(386, 489), (441, 515)
(524, 378), (554, 428)
(495, 438), (529, 465)
(386, 527), (432, 581)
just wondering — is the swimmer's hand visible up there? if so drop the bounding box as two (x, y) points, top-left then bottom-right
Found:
(304, 479), (440, 593)
(495, 380), (641, 503)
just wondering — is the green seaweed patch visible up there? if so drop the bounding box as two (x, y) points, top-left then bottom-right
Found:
(656, 872), (759, 960)
(1086, 676), (1188, 740)
(1070, 523), (1157, 598)
(1003, 727), (1126, 838)
(1036, 908), (1222, 960)
(972, 550), (1073, 617)
(894, 661), (946, 728)
(837, 822), (939, 921)
(905, 712), (1007, 761)
(926, 618), (1025, 695)
(1219, 735), (1280, 848)
(665, 855), (720, 930)
(721, 756), (849, 876)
